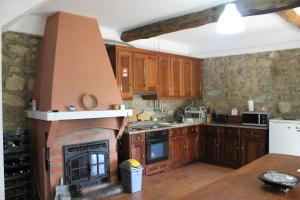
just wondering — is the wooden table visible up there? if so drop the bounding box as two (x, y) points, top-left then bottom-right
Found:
(183, 154), (300, 200)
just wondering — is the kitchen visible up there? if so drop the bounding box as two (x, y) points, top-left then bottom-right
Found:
(1, 0), (300, 200)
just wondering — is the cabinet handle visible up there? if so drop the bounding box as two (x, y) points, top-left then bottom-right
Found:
(142, 154), (145, 158)
(157, 166), (160, 170)
(241, 147), (245, 151)
(137, 137), (140, 140)
(192, 128), (194, 132)
(177, 130), (180, 134)
(236, 147), (239, 150)
(228, 129), (232, 133)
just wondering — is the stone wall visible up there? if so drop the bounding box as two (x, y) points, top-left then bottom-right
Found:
(123, 95), (192, 120)
(2, 32), (300, 132)
(201, 49), (300, 117)
(2, 32), (42, 132)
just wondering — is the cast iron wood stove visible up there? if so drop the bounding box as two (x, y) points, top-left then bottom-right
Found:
(64, 140), (110, 189)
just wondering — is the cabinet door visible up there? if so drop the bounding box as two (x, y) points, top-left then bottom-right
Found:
(131, 142), (145, 166)
(116, 50), (133, 99)
(203, 127), (219, 163)
(170, 57), (182, 97)
(186, 133), (199, 163)
(192, 60), (202, 99)
(133, 53), (147, 92)
(158, 55), (171, 97)
(219, 128), (240, 168)
(240, 129), (266, 166)
(169, 136), (185, 168)
(146, 55), (158, 92)
(182, 59), (193, 98)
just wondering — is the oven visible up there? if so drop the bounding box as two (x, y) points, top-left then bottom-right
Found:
(145, 130), (169, 164)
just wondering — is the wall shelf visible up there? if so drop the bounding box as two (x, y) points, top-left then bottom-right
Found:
(26, 110), (132, 121)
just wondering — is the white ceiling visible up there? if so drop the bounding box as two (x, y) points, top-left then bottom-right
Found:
(9, 0), (300, 58)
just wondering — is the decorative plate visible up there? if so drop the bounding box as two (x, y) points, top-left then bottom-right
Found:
(81, 93), (98, 110)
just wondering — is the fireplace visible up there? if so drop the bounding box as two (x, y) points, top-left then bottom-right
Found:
(64, 141), (110, 189)
(29, 11), (130, 200)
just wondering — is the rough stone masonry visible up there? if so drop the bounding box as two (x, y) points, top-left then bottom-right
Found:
(2, 32), (42, 132)
(2, 31), (300, 133)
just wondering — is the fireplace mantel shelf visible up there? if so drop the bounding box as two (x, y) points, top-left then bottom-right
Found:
(26, 110), (132, 121)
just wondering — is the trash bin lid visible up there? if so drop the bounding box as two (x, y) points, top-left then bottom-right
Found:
(128, 159), (141, 167)
(120, 159), (143, 171)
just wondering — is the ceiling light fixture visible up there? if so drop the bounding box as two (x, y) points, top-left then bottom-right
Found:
(216, 3), (245, 34)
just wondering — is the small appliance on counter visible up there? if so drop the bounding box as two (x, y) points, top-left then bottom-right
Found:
(174, 108), (185, 123)
(184, 106), (206, 123)
(214, 114), (229, 123)
(242, 111), (269, 126)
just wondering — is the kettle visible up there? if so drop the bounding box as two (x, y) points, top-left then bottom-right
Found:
(177, 114), (185, 123)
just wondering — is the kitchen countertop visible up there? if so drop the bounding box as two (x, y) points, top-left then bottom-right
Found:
(182, 154), (300, 200)
(125, 121), (268, 134)
(270, 118), (300, 125)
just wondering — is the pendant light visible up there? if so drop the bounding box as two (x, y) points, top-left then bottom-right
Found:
(216, 3), (245, 34)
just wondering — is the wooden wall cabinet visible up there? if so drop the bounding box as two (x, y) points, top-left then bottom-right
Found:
(107, 45), (202, 100)
(107, 46), (133, 99)
(158, 55), (171, 98)
(192, 59), (202, 99)
(182, 59), (193, 98)
(133, 53), (158, 93)
(170, 57), (182, 97)
(202, 125), (267, 168)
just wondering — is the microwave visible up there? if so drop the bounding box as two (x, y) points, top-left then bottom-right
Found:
(242, 112), (269, 126)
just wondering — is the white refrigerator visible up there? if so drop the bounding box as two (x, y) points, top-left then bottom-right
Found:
(269, 119), (300, 156)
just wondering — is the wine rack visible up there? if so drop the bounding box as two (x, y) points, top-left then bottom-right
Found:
(4, 131), (32, 200)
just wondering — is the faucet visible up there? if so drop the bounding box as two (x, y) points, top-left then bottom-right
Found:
(154, 100), (165, 113)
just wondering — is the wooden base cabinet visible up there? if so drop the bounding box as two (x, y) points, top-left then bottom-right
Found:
(118, 133), (145, 174)
(203, 126), (219, 164)
(240, 129), (266, 166)
(202, 125), (268, 168)
(169, 126), (200, 169)
(186, 126), (200, 164)
(219, 127), (240, 168)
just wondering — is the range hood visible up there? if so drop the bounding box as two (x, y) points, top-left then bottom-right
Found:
(29, 12), (131, 122)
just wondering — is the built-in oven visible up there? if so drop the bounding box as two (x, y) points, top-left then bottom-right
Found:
(145, 130), (169, 164)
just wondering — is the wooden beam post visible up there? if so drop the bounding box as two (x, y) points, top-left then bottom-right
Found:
(121, 0), (300, 42)
(278, 9), (300, 28)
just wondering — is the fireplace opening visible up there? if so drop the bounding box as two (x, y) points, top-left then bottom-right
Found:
(64, 140), (110, 189)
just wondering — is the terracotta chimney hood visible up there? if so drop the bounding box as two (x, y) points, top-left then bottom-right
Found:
(29, 12), (131, 127)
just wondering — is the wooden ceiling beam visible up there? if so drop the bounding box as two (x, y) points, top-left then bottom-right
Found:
(277, 9), (300, 28)
(121, 0), (300, 42)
